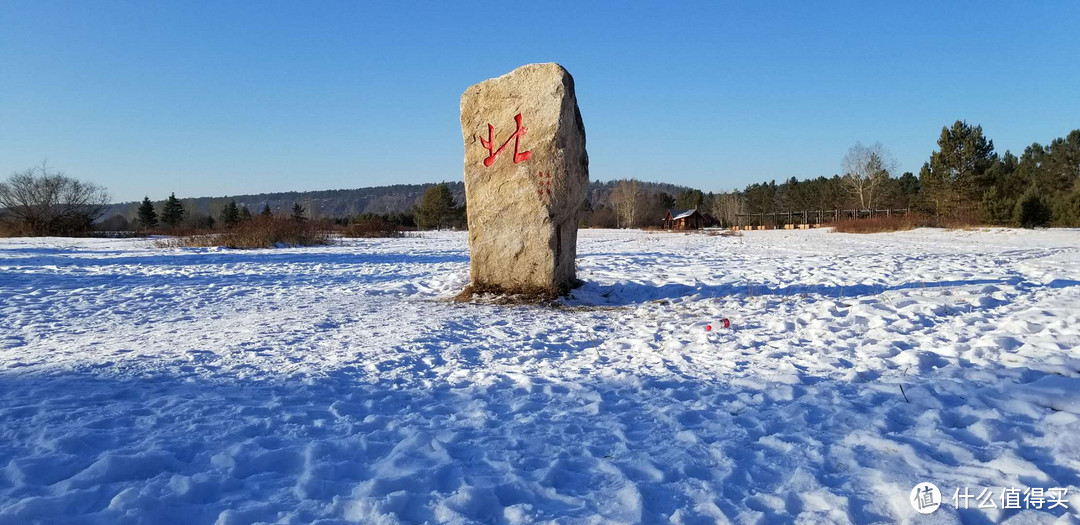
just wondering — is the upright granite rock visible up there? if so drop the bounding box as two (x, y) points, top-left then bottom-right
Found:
(460, 63), (588, 296)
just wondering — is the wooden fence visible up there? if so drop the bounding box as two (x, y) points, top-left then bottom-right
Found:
(734, 209), (910, 229)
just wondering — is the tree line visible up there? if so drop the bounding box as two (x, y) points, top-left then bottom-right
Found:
(107, 186), (462, 234)
(3, 120), (1076, 236)
(104, 183), (466, 223)
(597, 121), (1079, 228)
(131, 194), (311, 231)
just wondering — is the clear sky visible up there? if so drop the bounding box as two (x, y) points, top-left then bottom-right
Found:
(2, 1), (1078, 202)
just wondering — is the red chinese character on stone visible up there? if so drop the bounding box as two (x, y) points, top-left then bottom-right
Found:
(479, 113), (532, 167)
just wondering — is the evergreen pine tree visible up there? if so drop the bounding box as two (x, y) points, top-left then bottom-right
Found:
(1017, 130), (1080, 195)
(260, 203), (273, 217)
(219, 199), (240, 228)
(895, 172), (920, 208)
(1015, 188), (1052, 228)
(291, 202), (306, 222)
(160, 193), (185, 228)
(675, 189), (705, 210)
(414, 183), (457, 230)
(919, 121), (996, 219)
(136, 196), (158, 230)
(239, 206), (253, 222)
(1052, 187), (1080, 227)
(978, 187), (1016, 225)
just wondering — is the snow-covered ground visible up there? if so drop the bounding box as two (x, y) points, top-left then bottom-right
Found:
(1, 228), (1079, 524)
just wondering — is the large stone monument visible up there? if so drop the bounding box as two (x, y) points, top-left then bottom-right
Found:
(459, 63), (589, 297)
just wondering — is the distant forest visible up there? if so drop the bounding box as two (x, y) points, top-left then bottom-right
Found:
(594, 122), (1080, 229)
(104, 183), (458, 224)
(91, 120), (1080, 231)
(100, 180), (701, 231)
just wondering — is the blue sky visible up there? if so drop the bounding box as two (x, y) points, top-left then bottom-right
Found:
(2, 2), (1078, 202)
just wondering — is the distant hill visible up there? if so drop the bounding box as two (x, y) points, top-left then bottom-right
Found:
(105, 179), (699, 220)
(105, 182), (467, 220)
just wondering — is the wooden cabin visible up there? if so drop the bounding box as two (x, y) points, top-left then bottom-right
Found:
(663, 208), (704, 230)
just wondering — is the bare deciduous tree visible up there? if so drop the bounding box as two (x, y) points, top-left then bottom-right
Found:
(610, 179), (643, 228)
(709, 191), (743, 227)
(0, 162), (110, 235)
(841, 142), (897, 210)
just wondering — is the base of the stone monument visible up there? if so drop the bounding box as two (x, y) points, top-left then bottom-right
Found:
(453, 279), (583, 305)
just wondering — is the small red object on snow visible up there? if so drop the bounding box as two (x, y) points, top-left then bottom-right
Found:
(706, 319), (731, 332)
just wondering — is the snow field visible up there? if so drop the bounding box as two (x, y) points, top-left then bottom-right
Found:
(1, 228), (1079, 524)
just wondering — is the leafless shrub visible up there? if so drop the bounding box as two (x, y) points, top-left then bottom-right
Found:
(339, 217), (405, 238)
(830, 215), (921, 233)
(156, 216), (332, 249)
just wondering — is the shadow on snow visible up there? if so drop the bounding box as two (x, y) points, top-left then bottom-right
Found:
(566, 277), (1080, 307)
(0, 355), (1074, 524)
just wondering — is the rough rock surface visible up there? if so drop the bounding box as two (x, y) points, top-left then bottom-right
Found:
(460, 63), (589, 296)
